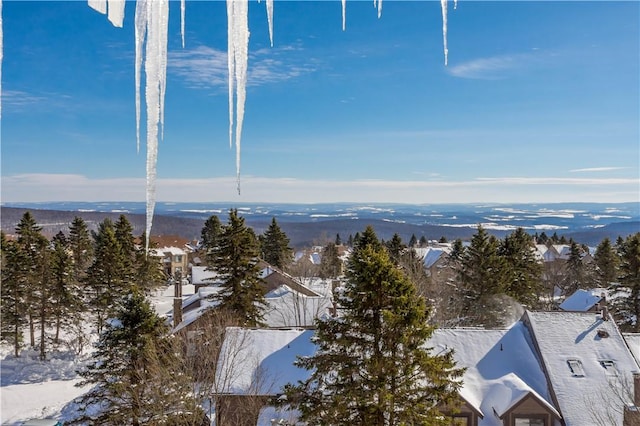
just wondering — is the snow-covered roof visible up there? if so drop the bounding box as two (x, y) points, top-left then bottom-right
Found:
(263, 285), (333, 328)
(191, 265), (220, 285)
(215, 328), (315, 395)
(430, 323), (558, 424)
(158, 246), (187, 256)
(524, 310), (640, 426)
(623, 333), (640, 365)
(559, 288), (607, 312)
(172, 283), (330, 331)
(419, 247), (450, 269)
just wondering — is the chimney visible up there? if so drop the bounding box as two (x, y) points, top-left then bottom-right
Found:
(173, 270), (183, 327)
(634, 373), (640, 407)
(601, 305), (609, 321)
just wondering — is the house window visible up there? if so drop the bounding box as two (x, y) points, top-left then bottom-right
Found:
(174, 255), (183, 263)
(599, 360), (618, 376)
(567, 359), (585, 377)
(514, 418), (545, 426)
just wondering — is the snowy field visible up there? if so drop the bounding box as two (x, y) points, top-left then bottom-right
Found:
(0, 286), (179, 425)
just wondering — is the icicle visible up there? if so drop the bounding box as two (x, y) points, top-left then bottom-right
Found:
(88, 0), (124, 27)
(342, 0), (346, 31)
(266, 0), (274, 47)
(107, 0), (125, 28)
(132, 0), (168, 250)
(134, 0), (147, 154)
(181, 0), (185, 48)
(372, 0), (382, 18)
(440, 0), (448, 66)
(227, 0), (250, 194)
(88, 0), (107, 14)
(0, 0), (3, 120)
(454, 0), (457, 10)
(227, 0), (235, 149)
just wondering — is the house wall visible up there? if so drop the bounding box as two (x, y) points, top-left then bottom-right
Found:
(502, 393), (555, 425)
(216, 394), (270, 426)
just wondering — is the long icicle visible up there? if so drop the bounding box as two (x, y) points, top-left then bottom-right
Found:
(181, 0), (186, 48)
(134, 0), (147, 154)
(0, 0), (3, 120)
(227, 0), (235, 149)
(230, 0), (250, 194)
(440, 0), (448, 66)
(342, 0), (346, 31)
(266, 0), (274, 47)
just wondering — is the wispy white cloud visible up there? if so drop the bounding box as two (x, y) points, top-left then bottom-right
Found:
(569, 167), (627, 173)
(168, 45), (317, 91)
(447, 52), (542, 80)
(3, 174), (638, 204)
(1, 90), (48, 108)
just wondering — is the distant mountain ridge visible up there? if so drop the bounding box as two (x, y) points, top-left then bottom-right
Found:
(2, 202), (638, 247)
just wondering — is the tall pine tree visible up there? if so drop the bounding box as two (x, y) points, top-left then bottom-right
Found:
(86, 218), (128, 334)
(594, 237), (619, 287)
(259, 217), (293, 270)
(499, 228), (543, 308)
(211, 209), (266, 327)
(284, 226), (463, 425)
(1, 234), (28, 357)
(74, 290), (204, 425)
(612, 233), (640, 331)
(458, 226), (508, 327)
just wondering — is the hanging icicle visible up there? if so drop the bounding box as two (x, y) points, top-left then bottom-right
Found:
(227, 0), (250, 194)
(132, 0), (169, 250)
(266, 0), (274, 47)
(0, 0), (3, 120)
(441, 0), (449, 66)
(342, 0), (346, 31)
(88, 0), (125, 27)
(181, 0), (185, 48)
(373, 0), (382, 19)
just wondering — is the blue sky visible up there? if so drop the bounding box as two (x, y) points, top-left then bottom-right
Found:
(1, 0), (638, 204)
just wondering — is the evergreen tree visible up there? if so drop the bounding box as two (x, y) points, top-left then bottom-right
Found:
(560, 240), (590, 297)
(260, 217), (293, 270)
(385, 233), (405, 265)
(438, 236), (448, 243)
(68, 216), (93, 285)
(74, 290), (204, 425)
(611, 233), (640, 331)
(449, 239), (464, 262)
(211, 209), (266, 327)
(419, 235), (428, 247)
(499, 228), (543, 307)
(458, 226), (508, 326)
(408, 233), (418, 248)
(594, 237), (619, 286)
(335, 233), (342, 246)
(201, 214), (222, 261)
(133, 233), (166, 293)
(86, 219), (128, 334)
(1, 235), (28, 356)
(14, 212), (52, 356)
(319, 242), (342, 279)
(50, 232), (82, 344)
(284, 226), (463, 425)
(347, 234), (354, 247)
(114, 214), (136, 281)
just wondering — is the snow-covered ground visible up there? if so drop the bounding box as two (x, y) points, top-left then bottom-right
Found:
(0, 285), (180, 425)
(0, 346), (92, 425)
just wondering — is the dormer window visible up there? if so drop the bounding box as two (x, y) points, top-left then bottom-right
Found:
(599, 360), (618, 376)
(567, 359), (585, 377)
